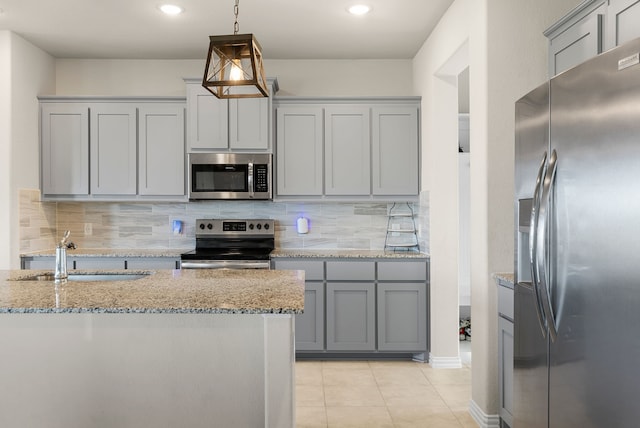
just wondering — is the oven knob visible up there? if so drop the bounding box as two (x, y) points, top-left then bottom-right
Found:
(199, 223), (205, 230)
(207, 223), (213, 230)
(249, 223), (254, 230)
(256, 223), (262, 230)
(264, 223), (270, 230)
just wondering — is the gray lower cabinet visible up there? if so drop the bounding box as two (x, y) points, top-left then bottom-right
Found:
(21, 256), (180, 270)
(272, 259), (325, 351)
(377, 283), (427, 351)
(497, 282), (514, 428)
(326, 282), (376, 351)
(273, 257), (429, 355)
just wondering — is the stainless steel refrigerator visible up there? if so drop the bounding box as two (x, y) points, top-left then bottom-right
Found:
(514, 37), (640, 428)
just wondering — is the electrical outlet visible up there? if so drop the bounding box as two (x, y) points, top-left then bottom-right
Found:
(84, 223), (93, 236)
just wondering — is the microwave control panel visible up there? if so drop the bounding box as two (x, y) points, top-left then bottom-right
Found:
(254, 164), (269, 192)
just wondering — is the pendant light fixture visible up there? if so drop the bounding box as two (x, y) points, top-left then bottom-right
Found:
(202, 0), (268, 99)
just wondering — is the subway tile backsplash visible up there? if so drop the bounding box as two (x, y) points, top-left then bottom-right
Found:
(19, 189), (430, 254)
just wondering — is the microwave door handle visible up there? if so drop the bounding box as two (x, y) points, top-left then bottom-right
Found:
(248, 162), (254, 198)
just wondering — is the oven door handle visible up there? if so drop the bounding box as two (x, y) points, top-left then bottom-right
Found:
(181, 260), (271, 270)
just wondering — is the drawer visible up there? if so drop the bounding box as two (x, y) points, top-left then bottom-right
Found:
(273, 260), (324, 281)
(326, 261), (375, 281)
(498, 284), (514, 321)
(377, 261), (427, 281)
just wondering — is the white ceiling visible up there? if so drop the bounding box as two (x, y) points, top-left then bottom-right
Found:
(0, 0), (454, 60)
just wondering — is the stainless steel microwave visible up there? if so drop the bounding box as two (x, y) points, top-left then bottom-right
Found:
(188, 153), (272, 200)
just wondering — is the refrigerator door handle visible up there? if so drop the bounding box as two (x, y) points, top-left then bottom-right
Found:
(536, 149), (559, 341)
(529, 151), (548, 336)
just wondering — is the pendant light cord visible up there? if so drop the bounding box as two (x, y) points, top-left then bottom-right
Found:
(233, 0), (239, 35)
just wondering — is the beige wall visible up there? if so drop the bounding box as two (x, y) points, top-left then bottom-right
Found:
(0, 31), (55, 269)
(412, 0), (577, 420)
(55, 59), (413, 96)
(0, 32), (10, 269)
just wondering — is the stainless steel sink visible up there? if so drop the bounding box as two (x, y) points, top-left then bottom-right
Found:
(15, 272), (151, 282)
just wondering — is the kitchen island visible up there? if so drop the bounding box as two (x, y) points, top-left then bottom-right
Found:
(0, 269), (304, 428)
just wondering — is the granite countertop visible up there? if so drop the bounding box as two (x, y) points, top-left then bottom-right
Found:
(0, 269), (304, 314)
(20, 249), (190, 258)
(270, 249), (430, 259)
(494, 272), (515, 288)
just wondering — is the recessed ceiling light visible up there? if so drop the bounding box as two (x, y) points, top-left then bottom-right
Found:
(159, 4), (184, 15)
(348, 4), (371, 15)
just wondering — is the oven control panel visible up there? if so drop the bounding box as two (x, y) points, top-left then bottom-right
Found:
(196, 219), (275, 236)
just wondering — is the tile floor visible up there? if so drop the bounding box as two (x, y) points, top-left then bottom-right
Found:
(295, 355), (475, 428)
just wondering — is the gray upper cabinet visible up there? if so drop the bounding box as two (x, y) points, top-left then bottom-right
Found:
(138, 104), (185, 196)
(41, 103), (89, 195)
(90, 104), (137, 195)
(372, 107), (419, 196)
(606, 0), (640, 48)
(324, 107), (371, 195)
(40, 97), (186, 201)
(274, 97), (421, 201)
(185, 79), (275, 152)
(186, 84), (228, 150)
(546, 0), (640, 76)
(275, 107), (324, 196)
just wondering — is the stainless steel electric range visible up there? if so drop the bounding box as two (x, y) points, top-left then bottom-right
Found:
(180, 219), (275, 270)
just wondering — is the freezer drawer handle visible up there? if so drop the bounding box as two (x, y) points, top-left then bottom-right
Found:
(536, 149), (559, 341)
(529, 151), (548, 337)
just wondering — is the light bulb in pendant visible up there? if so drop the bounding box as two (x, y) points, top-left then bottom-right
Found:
(230, 59), (243, 81)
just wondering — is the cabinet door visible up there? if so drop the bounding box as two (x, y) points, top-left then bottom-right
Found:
(326, 282), (375, 351)
(41, 103), (89, 195)
(296, 281), (325, 351)
(71, 257), (126, 270)
(90, 104), (137, 195)
(186, 84), (228, 151)
(607, 0), (640, 49)
(276, 107), (324, 196)
(229, 98), (269, 150)
(138, 104), (185, 196)
(499, 316), (514, 427)
(126, 257), (180, 270)
(371, 107), (419, 196)
(324, 107), (371, 195)
(377, 283), (427, 351)
(549, 8), (604, 76)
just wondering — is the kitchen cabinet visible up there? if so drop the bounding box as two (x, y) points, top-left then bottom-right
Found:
(545, 0), (640, 76)
(545, 0), (606, 76)
(271, 259), (325, 351)
(324, 107), (371, 195)
(41, 103), (90, 195)
(274, 97), (421, 201)
(372, 107), (419, 196)
(90, 104), (137, 195)
(326, 282), (376, 351)
(39, 97), (186, 201)
(138, 104), (185, 196)
(21, 256), (181, 270)
(184, 79), (276, 152)
(275, 107), (324, 196)
(272, 256), (429, 356)
(497, 278), (514, 428)
(606, 0), (640, 48)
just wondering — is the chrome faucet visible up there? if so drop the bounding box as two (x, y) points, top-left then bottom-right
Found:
(54, 231), (75, 281)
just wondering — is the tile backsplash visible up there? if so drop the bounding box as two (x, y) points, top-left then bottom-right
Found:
(19, 189), (430, 254)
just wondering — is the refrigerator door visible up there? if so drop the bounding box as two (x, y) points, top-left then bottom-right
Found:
(548, 37), (640, 427)
(514, 83), (550, 428)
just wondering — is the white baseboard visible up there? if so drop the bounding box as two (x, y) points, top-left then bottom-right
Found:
(428, 353), (462, 368)
(469, 400), (500, 428)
